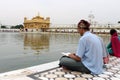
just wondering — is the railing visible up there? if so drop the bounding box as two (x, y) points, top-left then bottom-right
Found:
(0, 24), (120, 34)
(0, 29), (20, 32)
(45, 26), (120, 34)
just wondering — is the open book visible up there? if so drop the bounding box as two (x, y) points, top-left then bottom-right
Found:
(61, 52), (71, 56)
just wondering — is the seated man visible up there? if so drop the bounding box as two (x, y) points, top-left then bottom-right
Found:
(59, 19), (109, 74)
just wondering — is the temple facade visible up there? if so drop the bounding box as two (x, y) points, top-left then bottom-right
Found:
(23, 15), (50, 32)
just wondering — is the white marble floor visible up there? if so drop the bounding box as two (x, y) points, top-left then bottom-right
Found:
(0, 61), (59, 80)
(0, 56), (120, 80)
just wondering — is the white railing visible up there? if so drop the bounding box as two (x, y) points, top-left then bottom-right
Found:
(0, 29), (20, 32)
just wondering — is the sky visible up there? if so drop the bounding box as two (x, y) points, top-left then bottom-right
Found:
(0, 0), (120, 25)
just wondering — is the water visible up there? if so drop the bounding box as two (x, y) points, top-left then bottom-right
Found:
(0, 32), (110, 73)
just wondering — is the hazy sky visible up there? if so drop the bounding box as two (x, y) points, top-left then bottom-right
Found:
(0, 0), (120, 25)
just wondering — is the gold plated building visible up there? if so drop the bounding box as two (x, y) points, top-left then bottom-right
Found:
(23, 14), (50, 32)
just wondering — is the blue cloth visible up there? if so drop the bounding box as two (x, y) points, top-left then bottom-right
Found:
(76, 31), (104, 74)
(107, 42), (113, 55)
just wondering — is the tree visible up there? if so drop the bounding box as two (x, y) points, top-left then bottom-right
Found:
(10, 26), (15, 29)
(118, 21), (120, 24)
(1, 25), (7, 28)
(10, 24), (24, 29)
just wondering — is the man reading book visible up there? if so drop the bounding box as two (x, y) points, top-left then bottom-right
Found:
(59, 19), (109, 74)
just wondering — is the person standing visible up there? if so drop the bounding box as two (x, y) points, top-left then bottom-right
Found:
(59, 19), (109, 74)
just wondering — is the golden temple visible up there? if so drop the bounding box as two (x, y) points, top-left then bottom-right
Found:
(23, 14), (50, 32)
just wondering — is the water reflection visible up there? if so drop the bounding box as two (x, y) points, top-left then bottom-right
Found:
(23, 33), (110, 55)
(24, 33), (49, 55)
(0, 33), (110, 73)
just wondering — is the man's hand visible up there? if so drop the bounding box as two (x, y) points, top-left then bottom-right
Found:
(68, 53), (81, 61)
(68, 53), (75, 57)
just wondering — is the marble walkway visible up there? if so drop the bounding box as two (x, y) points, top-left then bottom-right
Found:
(0, 56), (120, 80)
